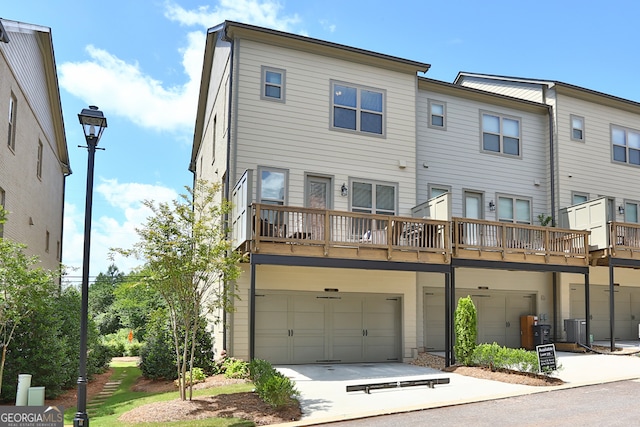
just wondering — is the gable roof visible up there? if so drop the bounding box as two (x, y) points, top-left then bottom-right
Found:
(0, 18), (70, 175)
(454, 71), (640, 115)
(191, 21), (431, 170)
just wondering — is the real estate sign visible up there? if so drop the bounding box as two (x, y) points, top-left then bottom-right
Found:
(536, 343), (557, 372)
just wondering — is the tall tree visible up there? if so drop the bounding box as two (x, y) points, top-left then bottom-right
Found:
(0, 209), (57, 392)
(113, 181), (243, 400)
(89, 264), (124, 334)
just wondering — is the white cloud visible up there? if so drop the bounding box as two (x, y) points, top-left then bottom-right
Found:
(58, 38), (203, 133)
(58, 1), (303, 135)
(164, 0), (301, 32)
(62, 179), (178, 279)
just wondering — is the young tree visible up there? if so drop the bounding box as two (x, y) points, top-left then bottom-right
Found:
(0, 209), (58, 393)
(114, 181), (243, 400)
(454, 295), (478, 366)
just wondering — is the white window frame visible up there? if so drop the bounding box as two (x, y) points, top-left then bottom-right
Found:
(261, 66), (286, 102)
(571, 191), (589, 205)
(570, 115), (585, 142)
(257, 166), (288, 206)
(7, 92), (16, 151)
(428, 99), (446, 130)
(497, 194), (532, 224)
(611, 124), (640, 166)
(350, 179), (397, 216)
(330, 80), (386, 137)
(480, 111), (521, 158)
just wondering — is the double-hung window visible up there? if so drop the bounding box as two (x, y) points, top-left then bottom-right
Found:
(612, 125), (640, 166)
(428, 99), (446, 129)
(261, 66), (285, 102)
(331, 81), (385, 135)
(257, 166), (288, 229)
(497, 195), (532, 224)
(481, 112), (521, 156)
(351, 181), (396, 215)
(7, 93), (16, 150)
(571, 115), (585, 142)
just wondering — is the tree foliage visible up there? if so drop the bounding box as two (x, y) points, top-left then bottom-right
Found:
(113, 180), (243, 400)
(0, 223), (58, 393)
(454, 295), (478, 365)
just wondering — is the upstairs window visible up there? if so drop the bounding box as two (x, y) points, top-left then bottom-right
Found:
(261, 66), (285, 102)
(428, 99), (446, 129)
(571, 115), (585, 142)
(331, 81), (385, 136)
(7, 93), (16, 151)
(572, 192), (589, 205)
(481, 112), (521, 156)
(37, 140), (43, 179)
(612, 125), (640, 166)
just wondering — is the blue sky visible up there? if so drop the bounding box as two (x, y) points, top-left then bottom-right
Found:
(3, 0), (640, 279)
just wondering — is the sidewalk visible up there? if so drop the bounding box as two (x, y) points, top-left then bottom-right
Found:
(274, 347), (640, 426)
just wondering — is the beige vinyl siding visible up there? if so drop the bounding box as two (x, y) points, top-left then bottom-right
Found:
(1, 31), (57, 148)
(0, 34), (64, 270)
(555, 92), (640, 214)
(230, 265), (417, 362)
(198, 37), (232, 184)
(417, 86), (550, 220)
(458, 76), (545, 103)
(232, 39), (417, 215)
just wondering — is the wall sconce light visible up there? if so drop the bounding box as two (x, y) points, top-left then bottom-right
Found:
(341, 183), (348, 197)
(619, 205), (625, 215)
(489, 200), (496, 211)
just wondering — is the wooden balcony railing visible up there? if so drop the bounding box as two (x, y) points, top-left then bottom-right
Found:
(610, 222), (640, 259)
(452, 218), (590, 266)
(252, 204), (450, 264)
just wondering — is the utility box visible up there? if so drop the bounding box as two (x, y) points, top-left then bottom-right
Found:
(564, 319), (587, 345)
(520, 315), (538, 350)
(533, 324), (551, 347)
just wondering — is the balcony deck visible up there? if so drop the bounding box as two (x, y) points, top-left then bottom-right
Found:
(245, 204), (590, 267)
(591, 222), (640, 265)
(251, 204), (451, 264)
(452, 218), (590, 266)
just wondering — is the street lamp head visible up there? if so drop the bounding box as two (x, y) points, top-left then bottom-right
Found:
(78, 105), (107, 145)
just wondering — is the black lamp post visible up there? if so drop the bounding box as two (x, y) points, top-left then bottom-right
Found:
(74, 106), (107, 427)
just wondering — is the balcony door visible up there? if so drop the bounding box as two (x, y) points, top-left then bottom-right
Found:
(305, 175), (332, 240)
(463, 191), (483, 245)
(305, 175), (331, 210)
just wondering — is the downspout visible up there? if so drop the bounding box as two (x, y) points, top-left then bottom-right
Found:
(59, 168), (71, 293)
(544, 94), (559, 340)
(221, 27), (235, 354)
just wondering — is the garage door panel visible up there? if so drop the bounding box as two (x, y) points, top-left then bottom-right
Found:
(256, 291), (400, 364)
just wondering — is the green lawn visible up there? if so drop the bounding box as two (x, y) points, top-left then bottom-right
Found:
(63, 360), (255, 427)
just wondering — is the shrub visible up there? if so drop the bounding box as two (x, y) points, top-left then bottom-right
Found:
(471, 343), (543, 374)
(454, 296), (477, 365)
(222, 357), (249, 379)
(248, 359), (299, 409)
(139, 309), (177, 380)
(174, 367), (206, 388)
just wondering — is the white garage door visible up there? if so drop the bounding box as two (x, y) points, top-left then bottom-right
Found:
(570, 285), (640, 340)
(255, 291), (401, 364)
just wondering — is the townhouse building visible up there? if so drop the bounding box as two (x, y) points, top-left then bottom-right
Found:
(191, 22), (605, 367)
(0, 18), (70, 272)
(455, 74), (640, 346)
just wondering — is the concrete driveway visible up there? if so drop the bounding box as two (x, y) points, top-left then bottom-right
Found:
(274, 346), (640, 426)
